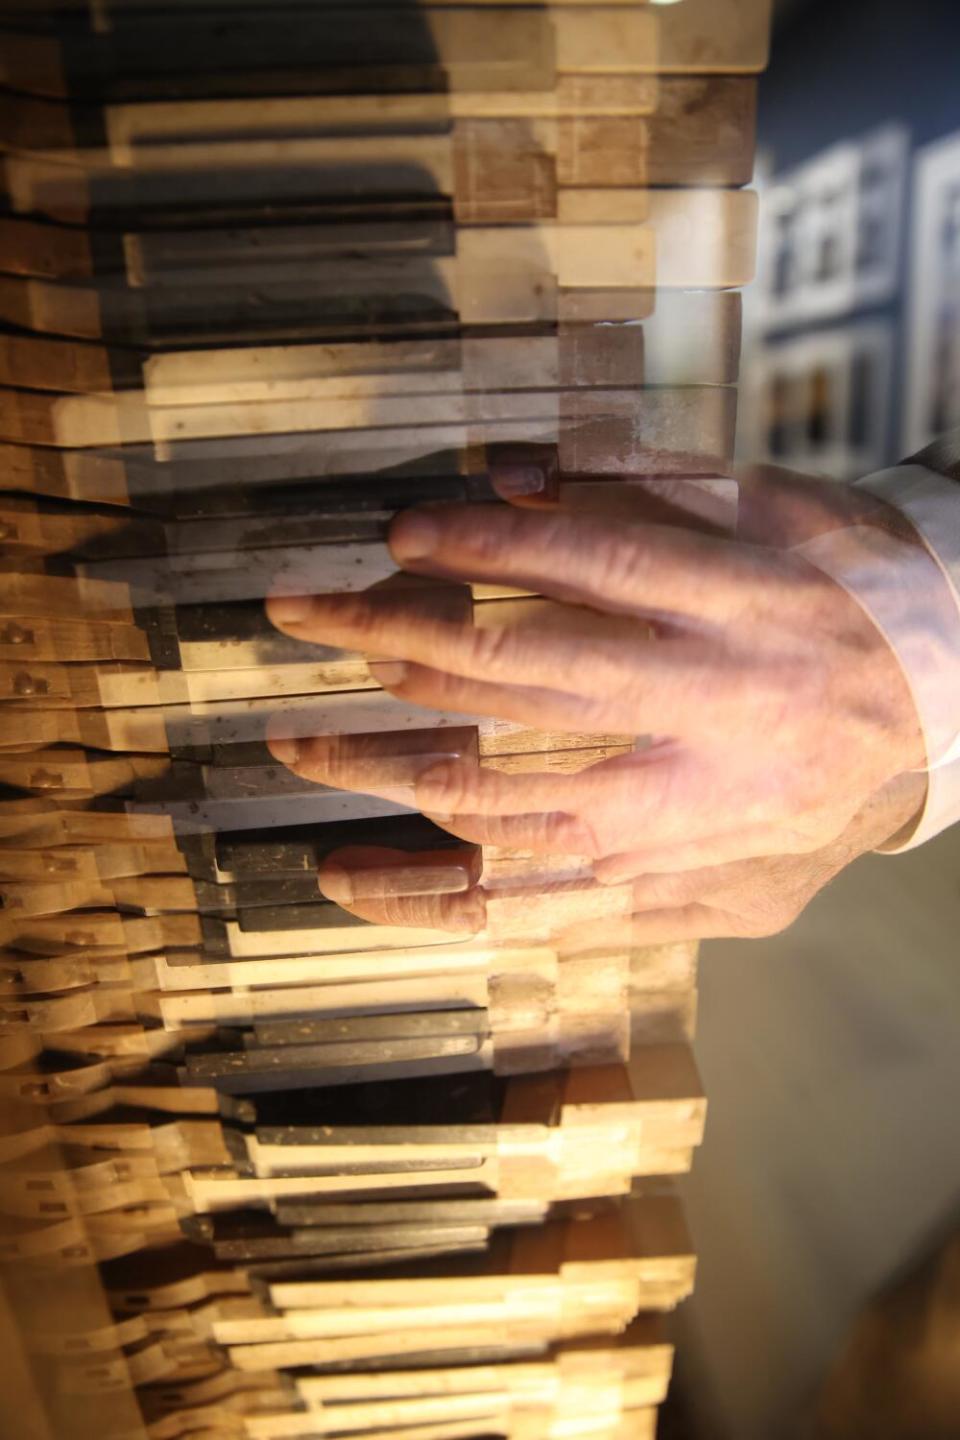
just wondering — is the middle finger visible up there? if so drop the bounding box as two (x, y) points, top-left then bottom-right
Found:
(266, 591), (657, 698)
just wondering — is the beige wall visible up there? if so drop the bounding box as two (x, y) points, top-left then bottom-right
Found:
(674, 823), (960, 1439)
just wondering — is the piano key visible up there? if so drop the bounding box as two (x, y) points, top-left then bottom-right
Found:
(0, 3), (770, 111)
(0, 400), (736, 528)
(254, 1011), (491, 1051)
(0, 2), (762, 1423)
(213, 813), (468, 881)
(0, 8), (567, 104)
(84, 76), (663, 167)
(273, 1198), (545, 1229)
(124, 938), (525, 990)
(183, 1033), (494, 1091)
(0, 194), (758, 352)
(0, 327), (719, 412)
(202, 1218), (493, 1263)
(6, 84), (758, 222)
(0, 438), (489, 510)
(0, 847), (480, 920)
(656, 0), (771, 73)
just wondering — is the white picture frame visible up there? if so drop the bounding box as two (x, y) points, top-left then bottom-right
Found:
(903, 129), (960, 455)
(747, 321), (893, 480)
(760, 125), (908, 330)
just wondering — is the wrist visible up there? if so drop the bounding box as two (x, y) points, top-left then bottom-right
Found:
(792, 520), (960, 773)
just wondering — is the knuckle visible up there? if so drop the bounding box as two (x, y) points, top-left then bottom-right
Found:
(322, 594), (383, 642)
(598, 535), (640, 590)
(632, 873), (680, 908)
(461, 507), (533, 563)
(399, 664), (460, 707)
(583, 832), (608, 862)
(468, 625), (516, 677)
(594, 863), (625, 886)
(417, 760), (481, 814)
(576, 814), (608, 861)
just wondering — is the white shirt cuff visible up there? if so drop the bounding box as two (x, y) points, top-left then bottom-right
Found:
(793, 465), (960, 851)
(855, 465), (960, 849)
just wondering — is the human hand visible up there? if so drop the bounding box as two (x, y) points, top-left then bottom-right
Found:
(297, 769), (927, 942)
(265, 459), (928, 889)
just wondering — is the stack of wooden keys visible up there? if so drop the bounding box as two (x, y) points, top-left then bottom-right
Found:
(0, 1050), (705, 1265)
(0, 2), (769, 1437)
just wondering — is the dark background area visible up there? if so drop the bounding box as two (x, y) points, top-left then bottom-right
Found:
(764, 0), (960, 170)
(759, 0), (960, 467)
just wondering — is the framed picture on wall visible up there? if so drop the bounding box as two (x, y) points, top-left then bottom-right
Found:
(760, 125), (908, 330)
(903, 130), (960, 455)
(745, 321), (893, 480)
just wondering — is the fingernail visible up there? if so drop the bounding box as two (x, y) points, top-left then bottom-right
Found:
(493, 464), (545, 498)
(390, 512), (439, 562)
(369, 661), (408, 688)
(267, 736), (300, 766)
(319, 863), (352, 906)
(266, 595), (313, 626)
(423, 811), (454, 825)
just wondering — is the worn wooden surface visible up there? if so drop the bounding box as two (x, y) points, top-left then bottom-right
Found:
(0, 2), (765, 1435)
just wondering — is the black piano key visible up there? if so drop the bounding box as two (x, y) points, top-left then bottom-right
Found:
(73, 512), (390, 566)
(124, 280), (458, 349)
(245, 1244), (492, 1282)
(138, 470), (493, 524)
(130, 776), (416, 830)
(134, 581), (473, 672)
(253, 1011), (491, 1052)
(141, 602), (349, 671)
(71, 440), (477, 502)
(164, 817), (465, 904)
(40, 8), (552, 103)
(55, 168), (452, 231)
(183, 1212), (490, 1261)
(249, 1072), (498, 1128)
(186, 875), (328, 914)
(233, 902), (372, 934)
(100, 446), (484, 507)
(215, 813), (465, 878)
(128, 214), (455, 282)
(184, 1033), (488, 1082)
(217, 1229), (489, 1261)
(198, 907), (374, 959)
(273, 1198), (543, 1228)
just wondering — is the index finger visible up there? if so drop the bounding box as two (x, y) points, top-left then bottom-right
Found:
(388, 505), (781, 620)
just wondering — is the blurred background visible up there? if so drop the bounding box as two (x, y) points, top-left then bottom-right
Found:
(668, 1), (960, 1436)
(740, 0), (960, 478)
